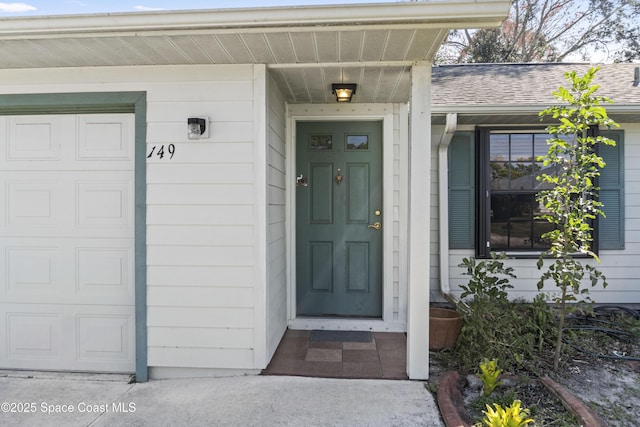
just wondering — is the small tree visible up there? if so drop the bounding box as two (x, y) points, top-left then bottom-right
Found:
(536, 67), (618, 370)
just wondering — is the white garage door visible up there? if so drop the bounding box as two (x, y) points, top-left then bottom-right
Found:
(0, 113), (136, 373)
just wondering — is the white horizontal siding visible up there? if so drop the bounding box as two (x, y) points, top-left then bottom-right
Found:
(148, 307), (254, 328)
(436, 123), (640, 304)
(145, 65), (261, 371)
(147, 348), (254, 369)
(146, 101), (254, 122)
(265, 72), (288, 361)
(148, 142), (253, 162)
(147, 122), (253, 143)
(148, 286), (254, 308)
(146, 225), (254, 246)
(147, 205), (254, 225)
(146, 164), (254, 183)
(147, 266), (254, 287)
(147, 184), (255, 205)
(148, 327), (253, 349)
(392, 104), (407, 322)
(0, 64), (267, 373)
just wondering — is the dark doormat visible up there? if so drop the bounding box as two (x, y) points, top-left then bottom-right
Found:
(310, 330), (372, 342)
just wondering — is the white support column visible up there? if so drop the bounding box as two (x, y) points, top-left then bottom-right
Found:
(407, 62), (431, 380)
(253, 64), (268, 368)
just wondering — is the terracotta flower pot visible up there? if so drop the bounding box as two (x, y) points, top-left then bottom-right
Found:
(429, 307), (462, 350)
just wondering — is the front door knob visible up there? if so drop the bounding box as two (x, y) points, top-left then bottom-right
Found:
(367, 221), (382, 230)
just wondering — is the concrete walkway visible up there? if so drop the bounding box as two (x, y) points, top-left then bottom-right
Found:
(0, 371), (443, 426)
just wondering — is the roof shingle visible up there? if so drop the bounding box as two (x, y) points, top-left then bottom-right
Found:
(432, 63), (640, 107)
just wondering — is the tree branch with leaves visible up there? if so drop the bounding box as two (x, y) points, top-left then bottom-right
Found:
(434, 0), (640, 63)
(536, 67), (619, 370)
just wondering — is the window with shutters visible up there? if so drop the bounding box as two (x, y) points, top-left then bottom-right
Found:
(478, 128), (557, 257)
(447, 128), (624, 258)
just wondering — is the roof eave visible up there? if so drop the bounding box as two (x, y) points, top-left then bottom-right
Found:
(0, 0), (510, 38)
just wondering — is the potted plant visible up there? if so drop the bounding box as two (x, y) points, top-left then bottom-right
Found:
(429, 306), (463, 350)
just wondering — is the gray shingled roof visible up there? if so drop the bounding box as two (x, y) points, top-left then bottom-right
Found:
(432, 63), (640, 107)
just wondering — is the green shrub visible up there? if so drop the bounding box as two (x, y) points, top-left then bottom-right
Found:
(481, 400), (534, 427)
(478, 358), (502, 397)
(453, 256), (556, 373)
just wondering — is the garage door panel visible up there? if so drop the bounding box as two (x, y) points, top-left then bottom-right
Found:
(0, 114), (134, 171)
(77, 314), (134, 365)
(1, 306), (135, 372)
(77, 114), (135, 162)
(6, 312), (60, 361)
(0, 112), (135, 374)
(6, 246), (63, 295)
(1, 172), (133, 238)
(6, 115), (71, 162)
(77, 248), (133, 299)
(2, 239), (134, 305)
(5, 179), (65, 228)
(77, 179), (133, 229)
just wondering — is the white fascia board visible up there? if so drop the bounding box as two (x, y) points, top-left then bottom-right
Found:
(0, 1), (510, 38)
(432, 104), (547, 115)
(432, 104), (640, 115)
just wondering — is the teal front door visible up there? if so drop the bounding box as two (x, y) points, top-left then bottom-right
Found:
(296, 121), (383, 317)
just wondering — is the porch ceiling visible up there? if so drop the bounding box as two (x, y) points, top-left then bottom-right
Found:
(0, 1), (510, 104)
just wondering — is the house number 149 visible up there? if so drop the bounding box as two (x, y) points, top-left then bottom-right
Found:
(147, 144), (176, 159)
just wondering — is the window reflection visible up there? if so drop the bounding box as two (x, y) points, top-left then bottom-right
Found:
(489, 132), (556, 251)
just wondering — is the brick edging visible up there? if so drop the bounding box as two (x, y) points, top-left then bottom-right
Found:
(538, 376), (609, 427)
(436, 371), (472, 427)
(436, 372), (608, 427)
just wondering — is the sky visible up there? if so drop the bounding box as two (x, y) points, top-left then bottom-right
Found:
(0, 1), (399, 16)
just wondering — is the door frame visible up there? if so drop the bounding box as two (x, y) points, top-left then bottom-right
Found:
(286, 104), (405, 332)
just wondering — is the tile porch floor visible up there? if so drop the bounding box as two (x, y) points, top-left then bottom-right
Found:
(262, 329), (408, 380)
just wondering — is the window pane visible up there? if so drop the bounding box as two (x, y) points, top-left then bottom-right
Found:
(490, 194), (509, 249)
(511, 162), (535, 190)
(491, 193), (539, 250)
(533, 219), (555, 249)
(509, 194), (534, 249)
(510, 134), (533, 161)
(346, 135), (368, 150)
(490, 162), (509, 190)
(310, 135), (332, 151)
(536, 162), (557, 190)
(534, 134), (548, 158)
(490, 134), (509, 161)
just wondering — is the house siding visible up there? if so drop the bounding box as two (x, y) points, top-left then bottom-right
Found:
(0, 64), (272, 375)
(266, 71), (288, 360)
(431, 122), (640, 304)
(393, 104), (409, 323)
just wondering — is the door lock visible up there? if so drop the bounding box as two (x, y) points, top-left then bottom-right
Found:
(367, 221), (382, 230)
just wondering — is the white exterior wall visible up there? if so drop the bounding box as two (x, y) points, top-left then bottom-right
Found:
(431, 122), (640, 304)
(393, 104), (410, 323)
(0, 64), (273, 376)
(266, 72), (288, 360)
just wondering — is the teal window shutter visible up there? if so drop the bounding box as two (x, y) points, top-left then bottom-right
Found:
(448, 132), (475, 249)
(599, 130), (624, 250)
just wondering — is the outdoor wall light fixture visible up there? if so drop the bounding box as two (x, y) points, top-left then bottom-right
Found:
(331, 83), (357, 102)
(187, 117), (208, 140)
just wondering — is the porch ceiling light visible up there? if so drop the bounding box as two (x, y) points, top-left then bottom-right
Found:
(331, 83), (357, 103)
(187, 117), (208, 140)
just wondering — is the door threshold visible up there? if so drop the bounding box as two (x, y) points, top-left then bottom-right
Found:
(288, 317), (406, 333)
